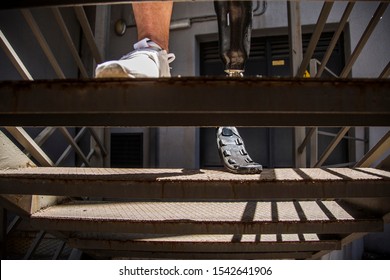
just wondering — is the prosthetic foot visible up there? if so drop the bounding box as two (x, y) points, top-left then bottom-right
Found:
(214, 0), (252, 76)
(214, 1), (262, 174)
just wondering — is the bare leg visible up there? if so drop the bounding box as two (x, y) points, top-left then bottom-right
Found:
(132, 1), (173, 51)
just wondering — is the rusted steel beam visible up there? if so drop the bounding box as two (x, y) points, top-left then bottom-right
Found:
(69, 232), (341, 253)
(84, 249), (315, 260)
(3, 167), (390, 199)
(340, 2), (389, 78)
(2, 1), (387, 10)
(0, 77), (389, 127)
(1, 167), (390, 200)
(355, 131), (390, 167)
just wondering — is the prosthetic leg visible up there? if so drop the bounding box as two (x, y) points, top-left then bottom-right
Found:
(214, 1), (262, 174)
(214, 0), (252, 76)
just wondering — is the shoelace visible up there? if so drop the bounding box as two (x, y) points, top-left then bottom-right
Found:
(133, 37), (175, 64)
(120, 48), (175, 65)
(166, 53), (175, 64)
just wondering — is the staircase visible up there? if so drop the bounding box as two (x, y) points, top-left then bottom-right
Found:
(1, 0), (390, 260)
(1, 144), (390, 259)
(0, 61), (389, 262)
(1, 76), (390, 261)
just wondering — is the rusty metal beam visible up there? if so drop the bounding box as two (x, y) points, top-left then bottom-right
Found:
(23, 230), (46, 260)
(340, 2), (389, 78)
(55, 127), (87, 166)
(355, 130), (390, 168)
(5, 127), (54, 167)
(316, 2), (355, 77)
(74, 6), (103, 64)
(21, 9), (66, 79)
(59, 127), (90, 167)
(298, 127), (316, 154)
(85, 249), (314, 260)
(287, 0), (306, 168)
(1, 1), (389, 10)
(1, 78), (389, 127)
(296, 1), (334, 77)
(69, 232), (340, 253)
(33, 127), (57, 147)
(6, 216), (21, 235)
(380, 60), (390, 78)
(0, 29), (33, 80)
(1, 167), (390, 200)
(88, 128), (107, 157)
(52, 8), (89, 78)
(314, 127), (350, 167)
(52, 240), (66, 260)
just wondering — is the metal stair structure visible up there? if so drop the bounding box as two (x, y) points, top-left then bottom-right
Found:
(1, 0), (390, 260)
(0, 165), (390, 259)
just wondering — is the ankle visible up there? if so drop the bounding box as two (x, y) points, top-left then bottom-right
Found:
(136, 36), (168, 51)
(134, 38), (166, 52)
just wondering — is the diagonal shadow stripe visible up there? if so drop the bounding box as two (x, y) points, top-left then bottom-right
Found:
(231, 201), (258, 243)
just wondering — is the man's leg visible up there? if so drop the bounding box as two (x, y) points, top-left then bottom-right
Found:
(132, 1), (173, 51)
(95, 1), (175, 78)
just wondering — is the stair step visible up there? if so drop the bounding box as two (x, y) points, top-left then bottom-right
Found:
(83, 249), (315, 260)
(1, 78), (389, 126)
(31, 200), (383, 234)
(69, 233), (341, 253)
(1, 167), (390, 200)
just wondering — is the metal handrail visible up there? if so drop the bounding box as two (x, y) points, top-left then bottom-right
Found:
(1, 6), (107, 168)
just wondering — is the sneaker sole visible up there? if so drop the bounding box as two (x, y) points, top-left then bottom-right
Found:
(95, 63), (134, 78)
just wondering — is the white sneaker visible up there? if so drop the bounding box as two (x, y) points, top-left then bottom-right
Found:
(95, 38), (175, 78)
